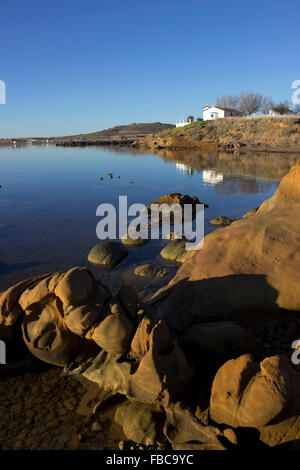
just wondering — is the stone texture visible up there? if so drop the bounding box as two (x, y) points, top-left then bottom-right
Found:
(160, 239), (192, 264)
(87, 306), (134, 354)
(114, 401), (165, 446)
(163, 403), (228, 450)
(134, 264), (168, 278)
(127, 320), (194, 405)
(210, 354), (300, 428)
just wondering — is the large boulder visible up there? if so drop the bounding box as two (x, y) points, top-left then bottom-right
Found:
(127, 319), (194, 405)
(151, 161), (300, 330)
(147, 193), (208, 228)
(88, 241), (128, 268)
(160, 239), (192, 264)
(210, 354), (300, 428)
(19, 267), (111, 366)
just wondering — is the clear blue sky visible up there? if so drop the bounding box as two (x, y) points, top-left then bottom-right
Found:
(0, 0), (299, 137)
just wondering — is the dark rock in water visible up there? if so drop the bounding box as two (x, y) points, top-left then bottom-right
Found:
(134, 264), (168, 278)
(121, 233), (149, 248)
(210, 216), (234, 226)
(147, 193), (208, 227)
(160, 239), (192, 264)
(114, 401), (165, 446)
(148, 193), (208, 210)
(88, 241), (128, 268)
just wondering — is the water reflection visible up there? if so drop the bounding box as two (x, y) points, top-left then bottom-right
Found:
(176, 163), (193, 176)
(202, 170), (223, 185)
(154, 148), (300, 181)
(0, 144), (298, 291)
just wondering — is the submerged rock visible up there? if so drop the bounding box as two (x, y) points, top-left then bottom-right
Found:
(210, 216), (234, 226)
(134, 264), (168, 278)
(121, 233), (149, 248)
(160, 239), (192, 264)
(88, 241), (128, 268)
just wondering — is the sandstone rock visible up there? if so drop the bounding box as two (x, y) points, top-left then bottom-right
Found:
(210, 354), (300, 428)
(210, 216), (234, 226)
(54, 267), (93, 305)
(88, 308), (134, 355)
(22, 299), (83, 367)
(134, 264), (168, 278)
(114, 401), (165, 446)
(243, 207), (259, 218)
(163, 403), (228, 450)
(88, 242), (128, 268)
(152, 161), (300, 330)
(127, 320), (194, 405)
(69, 350), (132, 396)
(9, 268), (110, 366)
(130, 317), (155, 360)
(259, 415), (300, 449)
(0, 274), (51, 327)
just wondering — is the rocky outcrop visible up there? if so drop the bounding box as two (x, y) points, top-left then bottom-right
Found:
(210, 354), (300, 428)
(2, 163), (300, 450)
(151, 161), (300, 331)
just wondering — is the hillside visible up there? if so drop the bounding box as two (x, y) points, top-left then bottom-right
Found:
(137, 115), (300, 152)
(55, 122), (175, 145)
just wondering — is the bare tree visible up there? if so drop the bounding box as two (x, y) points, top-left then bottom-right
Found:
(239, 92), (263, 115)
(274, 100), (291, 113)
(215, 95), (239, 109)
(261, 97), (275, 115)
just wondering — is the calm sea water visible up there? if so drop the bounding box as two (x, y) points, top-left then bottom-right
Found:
(0, 145), (282, 292)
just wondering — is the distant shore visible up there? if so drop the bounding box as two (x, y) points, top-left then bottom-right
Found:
(2, 116), (300, 154)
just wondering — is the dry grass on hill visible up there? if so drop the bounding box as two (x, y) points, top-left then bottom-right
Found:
(142, 115), (300, 151)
